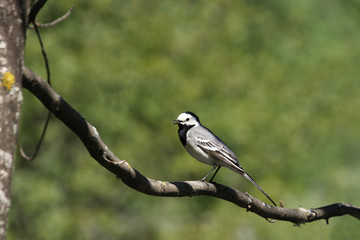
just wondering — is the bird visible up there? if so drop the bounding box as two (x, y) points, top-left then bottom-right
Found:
(173, 111), (277, 206)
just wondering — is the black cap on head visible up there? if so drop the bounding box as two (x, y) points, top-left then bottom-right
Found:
(185, 111), (200, 122)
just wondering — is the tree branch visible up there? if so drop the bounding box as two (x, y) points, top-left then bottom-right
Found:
(27, 0), (48, 26)
(21, 66), (360, 225)
(33, 6), (75, 28)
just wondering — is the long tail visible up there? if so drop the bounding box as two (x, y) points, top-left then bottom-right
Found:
(231, 164), (277, 206)
(242, 171), (277, 206)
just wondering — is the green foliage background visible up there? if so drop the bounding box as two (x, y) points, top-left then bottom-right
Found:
(9, 0), (360, 239)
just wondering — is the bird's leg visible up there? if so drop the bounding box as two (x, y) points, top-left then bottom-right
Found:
(201, 165), (218, 182)
(209, 166), (221, 183)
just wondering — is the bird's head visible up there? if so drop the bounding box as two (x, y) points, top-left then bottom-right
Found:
(173, 111), (201, 127)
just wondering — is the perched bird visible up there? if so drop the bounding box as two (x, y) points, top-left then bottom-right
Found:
(173, 111), (276, 206)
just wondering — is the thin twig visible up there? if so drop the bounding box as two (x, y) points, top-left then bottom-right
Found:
(33, 23), (51, 85)
(34, 6), (75, 28)
(18, 112), (51, 160)
(19, 1), (52, 161)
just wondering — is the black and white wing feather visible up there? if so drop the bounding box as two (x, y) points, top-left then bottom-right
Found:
(195, 131), (277, 206)
(196, 137), (244, 171)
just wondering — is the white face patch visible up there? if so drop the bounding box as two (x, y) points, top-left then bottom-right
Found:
(176, 112), (200, 126)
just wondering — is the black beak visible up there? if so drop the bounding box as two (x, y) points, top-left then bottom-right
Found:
(172, 119), (180, 125)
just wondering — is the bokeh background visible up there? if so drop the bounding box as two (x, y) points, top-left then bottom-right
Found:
(9, 0), (360, 239)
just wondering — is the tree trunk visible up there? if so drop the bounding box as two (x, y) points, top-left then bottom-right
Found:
(0, 0), (28, 238)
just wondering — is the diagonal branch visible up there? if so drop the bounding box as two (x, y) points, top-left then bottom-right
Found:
(21, 66), (360, 225)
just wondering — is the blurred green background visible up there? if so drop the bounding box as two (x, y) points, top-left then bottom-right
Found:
(9, 0), (360, 239)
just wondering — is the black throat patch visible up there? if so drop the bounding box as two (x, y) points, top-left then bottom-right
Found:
(177, 124), (195, 146)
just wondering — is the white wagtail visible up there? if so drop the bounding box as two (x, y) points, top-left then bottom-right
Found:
(173, 111), (276, 206)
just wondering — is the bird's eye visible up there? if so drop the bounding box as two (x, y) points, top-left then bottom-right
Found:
(186, 118), (189, 121)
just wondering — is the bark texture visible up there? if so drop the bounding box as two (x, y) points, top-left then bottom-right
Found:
(0, 0), (28, 238)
